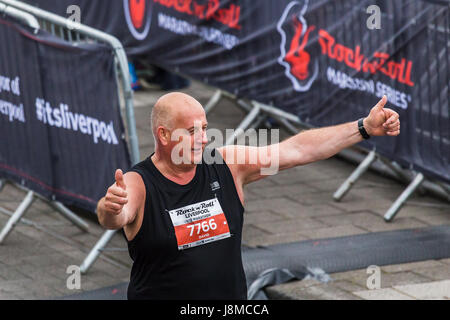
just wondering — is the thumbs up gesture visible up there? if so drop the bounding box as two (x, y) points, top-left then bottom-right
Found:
(115, 169), (127, 190)
(363, 95), (400, 137)
(104, 169), (128, 215)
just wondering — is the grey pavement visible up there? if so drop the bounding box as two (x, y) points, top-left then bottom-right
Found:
(0, 80), (449, 300)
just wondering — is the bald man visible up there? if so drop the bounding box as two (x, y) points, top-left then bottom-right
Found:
(97, 92), (400, 300)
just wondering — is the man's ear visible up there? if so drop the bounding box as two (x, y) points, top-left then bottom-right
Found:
(157, 126), (170, 146)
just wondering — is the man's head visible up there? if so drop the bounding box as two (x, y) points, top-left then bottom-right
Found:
(151, 92), (208, 164)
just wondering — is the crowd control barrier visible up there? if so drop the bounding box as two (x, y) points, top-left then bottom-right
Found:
(0, 0), (140, 272)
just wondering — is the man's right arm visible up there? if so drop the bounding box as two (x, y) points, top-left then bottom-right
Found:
(97, 169), (145, 230)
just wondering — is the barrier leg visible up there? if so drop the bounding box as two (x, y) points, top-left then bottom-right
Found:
(379, 159), (426, 195)
(251, 101), (300, 124)
(384, 172), (425, 222)
(236, 99), (252, 113)
(80, 229), (117, 274)
(430, 179), (450, 201)
(225, 103), (261, 145)
(0, 190), (35, 244)
(333, 150), (377, 201)
(48, 201), (89, 232)
(0, 179), (5, 192)
(272, 116), (299, 134)
(236, 99), (272, 130)
(204, 90), (222, 114)
(379, 159), (411, 183)
(250, 114), (269, 130)
(8, 182), (89, 232)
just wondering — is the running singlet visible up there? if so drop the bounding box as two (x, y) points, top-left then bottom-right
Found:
(125, 149), (247, 300)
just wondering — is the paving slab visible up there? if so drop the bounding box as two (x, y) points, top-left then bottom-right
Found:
(393, 280), (450, 300)
(381, 260), (446, 273)
(354, 280), (450, 300)
(267, 281), (363, 300)
(411, 265), (450, 281)
(353, 288), (415, 300)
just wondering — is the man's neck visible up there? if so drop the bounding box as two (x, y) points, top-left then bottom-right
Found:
(151, 151), (197, 185)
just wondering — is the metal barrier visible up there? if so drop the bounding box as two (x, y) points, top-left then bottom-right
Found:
(0, 0), (139, 165)
(0, 0), (140, 273)
(331, 3), (450, 221)
(0, 1), (38, 29)
(0, 1), (91, 244)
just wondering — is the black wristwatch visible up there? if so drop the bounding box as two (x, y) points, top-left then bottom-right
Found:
(358, 118), (371, 139)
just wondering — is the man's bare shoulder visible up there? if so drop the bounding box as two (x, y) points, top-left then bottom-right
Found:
(123, 171), (146, 197)
(123, 170), (144, 181)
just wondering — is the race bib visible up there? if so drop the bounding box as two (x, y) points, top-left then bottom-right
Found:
(168, 198), (231, 250)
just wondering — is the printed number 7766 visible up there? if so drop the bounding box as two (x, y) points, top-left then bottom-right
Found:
(187, 219), (217, 236)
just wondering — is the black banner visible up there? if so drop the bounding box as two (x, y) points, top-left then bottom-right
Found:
(0, 17), (131, 212)
(21, 0), (450, 183)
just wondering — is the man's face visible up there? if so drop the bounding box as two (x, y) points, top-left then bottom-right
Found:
(168, 106), (208, 165)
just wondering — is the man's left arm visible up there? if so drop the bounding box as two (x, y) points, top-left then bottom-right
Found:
(220, 95), (400, 188)
(281, 95), (399, 166)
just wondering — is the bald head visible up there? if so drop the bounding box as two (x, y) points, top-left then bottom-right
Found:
(151, 92), (205, 143)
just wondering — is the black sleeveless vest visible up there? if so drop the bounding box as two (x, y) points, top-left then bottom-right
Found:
(125, 149), (247, 300)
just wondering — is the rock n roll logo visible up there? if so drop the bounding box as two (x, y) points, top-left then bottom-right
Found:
(123, 0), (153, 40)
(277, 0), (319, 92)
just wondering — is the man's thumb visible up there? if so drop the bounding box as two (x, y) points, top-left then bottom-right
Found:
(376, 95), (387, 110)
(115, 169), (126, 189)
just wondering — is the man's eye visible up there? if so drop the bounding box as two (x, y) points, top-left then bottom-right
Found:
(190, 127), (206, 135)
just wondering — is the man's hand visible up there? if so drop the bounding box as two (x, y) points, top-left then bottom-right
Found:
(363, 95), (400, 137)
(97, 169), (144, 231)
(103, 169), (128, 216)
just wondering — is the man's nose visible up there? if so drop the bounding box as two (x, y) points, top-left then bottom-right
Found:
(201, 129), (208, 144)
(194, 128), (207, 145)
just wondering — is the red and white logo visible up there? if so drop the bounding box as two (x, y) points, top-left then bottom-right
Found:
(277, 0), (318, 92)
(123, 0), (152, 40)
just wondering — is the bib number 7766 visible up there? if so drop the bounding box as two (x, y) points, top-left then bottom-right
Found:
(168, 198), (231, 250)
(187, 218), (218, 236)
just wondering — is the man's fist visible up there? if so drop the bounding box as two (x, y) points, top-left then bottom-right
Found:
(364, 95), (400, 137)
(104, 169), (128, 215)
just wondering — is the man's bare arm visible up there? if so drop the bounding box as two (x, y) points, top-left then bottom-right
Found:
(222, 95), (400, 187)
(97, 170), (145, 230)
